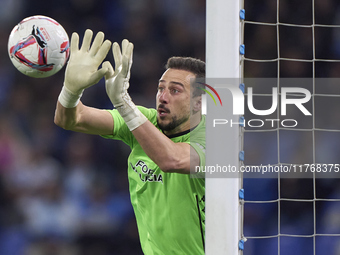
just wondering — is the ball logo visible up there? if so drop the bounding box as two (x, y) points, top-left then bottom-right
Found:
(10, 25), (54, 72)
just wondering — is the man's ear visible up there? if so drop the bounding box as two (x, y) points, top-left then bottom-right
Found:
(192, 95), (202, 113)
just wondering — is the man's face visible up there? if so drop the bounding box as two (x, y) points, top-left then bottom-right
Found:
(156, 68), (196, 134)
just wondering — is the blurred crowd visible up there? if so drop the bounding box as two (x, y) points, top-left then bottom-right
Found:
(0, 0), (339, 254)
(0, 0), (204, 254)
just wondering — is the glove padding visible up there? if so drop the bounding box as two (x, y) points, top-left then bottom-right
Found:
(104, 39), (147, 131)
(58, 29), (111, 108)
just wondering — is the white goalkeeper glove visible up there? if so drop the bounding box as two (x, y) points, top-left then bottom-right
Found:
(104, 39), (147, 131)
(58, 29), (111, 108)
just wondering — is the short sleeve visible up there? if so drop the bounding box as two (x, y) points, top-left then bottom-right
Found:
(100, 106), (158, 147)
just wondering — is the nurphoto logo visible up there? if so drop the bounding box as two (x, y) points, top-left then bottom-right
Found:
(207, 82), (312, 129)
(197, 82), (223, 106)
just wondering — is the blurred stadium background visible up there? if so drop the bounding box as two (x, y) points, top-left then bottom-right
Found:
(0, 0), (339, 254)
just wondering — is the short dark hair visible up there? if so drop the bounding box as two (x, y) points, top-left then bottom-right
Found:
(165, 56), (205, 97)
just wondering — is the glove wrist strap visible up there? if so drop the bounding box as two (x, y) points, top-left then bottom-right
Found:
(116, 100), (147, 131)
(58, 84), (84, 108)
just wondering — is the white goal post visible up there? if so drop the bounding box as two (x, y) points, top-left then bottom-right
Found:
(205, 0), (242, 255)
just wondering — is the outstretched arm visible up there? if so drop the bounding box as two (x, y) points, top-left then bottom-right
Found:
(54, 29), (114, 135)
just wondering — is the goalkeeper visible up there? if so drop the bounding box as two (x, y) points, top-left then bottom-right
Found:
(54, 30), (205, 255)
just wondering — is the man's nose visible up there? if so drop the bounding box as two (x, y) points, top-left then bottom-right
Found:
(158, 90), (169, 103)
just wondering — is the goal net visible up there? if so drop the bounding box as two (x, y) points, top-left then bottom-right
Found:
(206, 0), (340, 254)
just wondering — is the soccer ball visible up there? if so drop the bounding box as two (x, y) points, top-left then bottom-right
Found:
(8, 15), (70, 78)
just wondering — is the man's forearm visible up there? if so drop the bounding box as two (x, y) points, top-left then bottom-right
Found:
(54, 100), (114, 135)
(132, 120), (195, 174)
(54, 101), (80, 130)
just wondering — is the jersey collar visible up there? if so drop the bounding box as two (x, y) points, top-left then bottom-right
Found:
(162, 124), (200, 139)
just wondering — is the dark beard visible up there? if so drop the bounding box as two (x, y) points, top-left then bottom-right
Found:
(157, 115), (189, 132)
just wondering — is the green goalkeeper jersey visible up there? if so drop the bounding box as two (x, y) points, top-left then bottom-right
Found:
(102, 106), (205, 255)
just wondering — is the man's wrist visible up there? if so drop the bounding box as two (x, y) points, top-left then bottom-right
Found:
(116, 104), (147, 131)
(58, 84), (84, 108)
